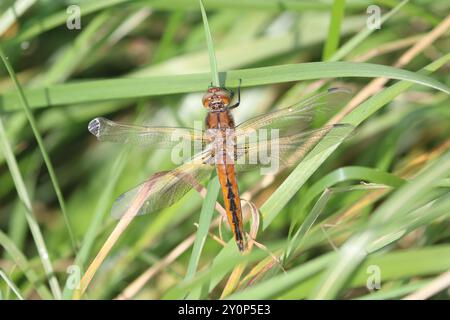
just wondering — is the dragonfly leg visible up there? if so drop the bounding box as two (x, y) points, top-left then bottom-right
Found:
(227, 78), (242, 110)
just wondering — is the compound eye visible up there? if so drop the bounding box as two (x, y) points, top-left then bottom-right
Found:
(217, 95), (230, 105)
(216, 89), (231, 104)
(202, 93), (213, 107)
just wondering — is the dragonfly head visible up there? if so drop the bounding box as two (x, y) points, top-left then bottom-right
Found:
(202, 87), (233, 112)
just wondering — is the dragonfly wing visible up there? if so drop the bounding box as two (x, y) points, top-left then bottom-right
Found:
(111, 160), (214, 219)
(232, 88), (353, 173)
(88, 117), (204, 148)
(234, 124), (354, 173)
(236, 87), (351, 136)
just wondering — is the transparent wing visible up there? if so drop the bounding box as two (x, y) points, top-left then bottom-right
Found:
(231, 88), (353, 173)
(88, 117), (204, 148)
(236, 87), (351, 137)
(234, 123), (354, 173)
(111, 158), (214, 219)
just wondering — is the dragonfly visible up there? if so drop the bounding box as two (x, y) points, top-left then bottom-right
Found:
(88, 84), (353, 252)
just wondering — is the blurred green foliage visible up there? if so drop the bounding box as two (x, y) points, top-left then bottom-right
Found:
(0, 0), (449, 300)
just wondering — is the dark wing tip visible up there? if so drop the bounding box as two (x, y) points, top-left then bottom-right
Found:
(333, 123), (355, 129)
(88, 117), (103, 137)
(328, 87), (352, 94)
(332, 123), (356, 138)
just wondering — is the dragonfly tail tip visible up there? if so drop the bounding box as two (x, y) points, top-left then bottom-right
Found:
(237, 240), (245, 252)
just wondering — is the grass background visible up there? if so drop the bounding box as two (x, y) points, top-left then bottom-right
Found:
(0, 0), (449, 300)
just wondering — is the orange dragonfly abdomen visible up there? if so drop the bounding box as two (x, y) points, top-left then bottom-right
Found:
(216, 162), (244, 251)
(206, 110), (245, 252)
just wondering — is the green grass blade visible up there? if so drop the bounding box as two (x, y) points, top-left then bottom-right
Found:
(164, 247), (266, 299)
(260, 125), (353, 229)
(261, 54), (450, 229)
(7, 0), (134, 45)
(295, 166), (405, 218)
(62, 149), (130, 299)
(356, 280), (428, 300)
(142, 0), (368, 12)
(330, 0), (409, 62)
(0, 121), (32, 211)
(0, 268), (24, 300)
(1, 61), (448, 111)
(0, 0), (37, 36)
(5, 0), (367, 45)
(322, 0), (346, 60)
(228, 253), (334, 299)
(348, 244), (450, 296)
(344, 55), (450, 128)
(199, 0), (220, 87)
(285, 179), (396, 262)
(310, 151), (450, 299)
(0, 117), (61, 299)
(5, 151), (42, 255)
(138, 14), (363, 76)
(284, 190), (332, 262)
(280, 245), (450, 299)
(185, 174), (220, 281)
(367, 193), (450, 253)
(375, 0), (440, 26)
(0, 226), (53, 299)
(372, 165), (450, 227)
(151, 11), (185, 63)
(0, 46), (77, 255)
(277, 0), (409, 110)
(201, 53), (450, 297)
(38, 11), (111, 85)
